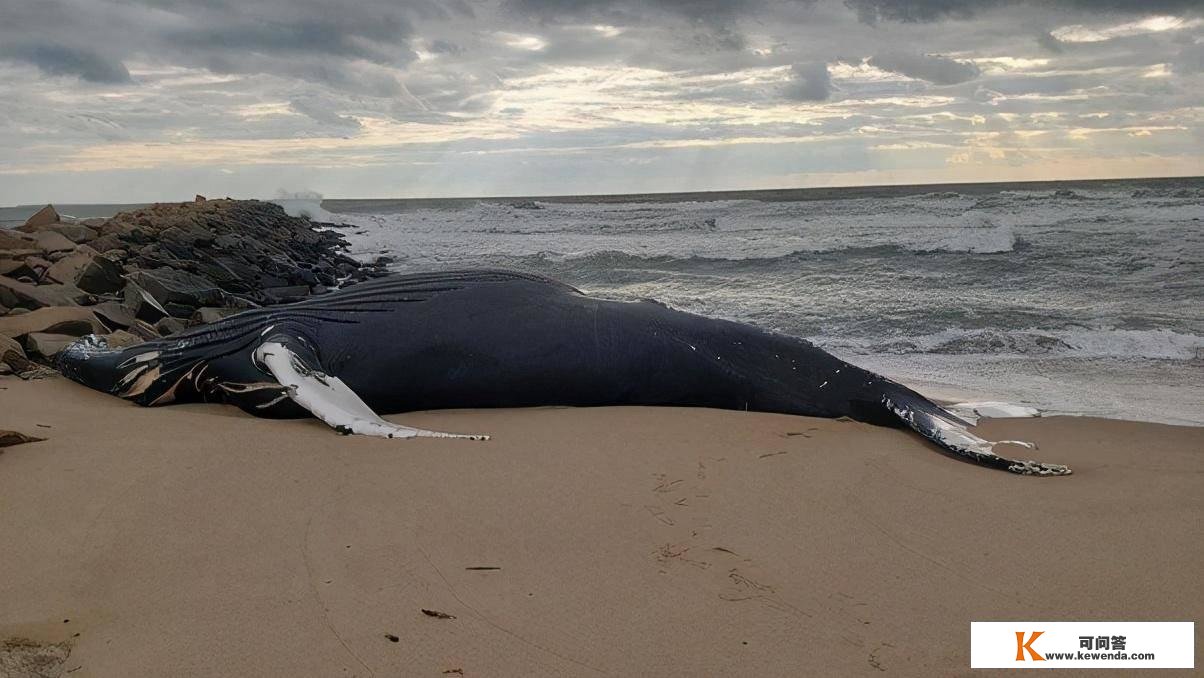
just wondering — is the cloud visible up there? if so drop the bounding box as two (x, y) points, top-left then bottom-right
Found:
(289, 97), (363, 130)
(1036, 31), (1065, 53)
(0, 0), (1201, 202)
(846, 1), (1204, 24)
(0, 44), (131, 83)
(868, 52), (981, 84)
(783, 62), (832, 101)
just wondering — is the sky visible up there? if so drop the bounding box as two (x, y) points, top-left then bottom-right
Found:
(0, 0), (1201, 204)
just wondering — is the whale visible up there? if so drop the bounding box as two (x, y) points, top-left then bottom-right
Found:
(58, 269), (1070, 475)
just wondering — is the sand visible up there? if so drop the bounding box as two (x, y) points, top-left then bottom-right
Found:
(1, 376), (1200, 676)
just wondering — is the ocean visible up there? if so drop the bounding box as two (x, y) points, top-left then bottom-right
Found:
(302, 177), (1204, 426)
(5, 178), (1201, 426)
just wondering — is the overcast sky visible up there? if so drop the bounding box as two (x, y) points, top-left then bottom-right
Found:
(1, 0), (1201, 203)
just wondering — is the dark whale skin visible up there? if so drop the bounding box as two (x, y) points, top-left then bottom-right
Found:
(59, 270), (1070, 474)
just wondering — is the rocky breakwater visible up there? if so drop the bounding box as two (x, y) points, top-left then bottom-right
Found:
(0, 199), (386, 382)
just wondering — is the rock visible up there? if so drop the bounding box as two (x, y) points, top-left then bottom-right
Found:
(43, 223), (98, 243)
(191, 306), (240, 325)
(0, 276), (90, 309)
(0, 362), (10, 375)
(195, 194), (206, 202)
(0, 306), (103, 338)
(87, 233), (126, 253)
(25, 332), (78, 358)
(46, 251), (124, 293)
(103, 329), (143, 348)
(19, 204), (58, 230)
(5, 256), (51, 282)
(155, 316), (186, 335)
(0, 229), (34, 251)
(92, 300), (138, 330)
(26, 255), (53, 275)
(1, 334), (24, 361)
(122, 282), (169, 323)
(23, 230), (77, 253)
(0, 430), (45, 448)
(0, 259), (23, 277)
(6, 307), (28, 316)
(127, 320), (161, 340)
(127, 267), (226, 310)
(0, 304), (7, 315)
(263, 285), (310, 302)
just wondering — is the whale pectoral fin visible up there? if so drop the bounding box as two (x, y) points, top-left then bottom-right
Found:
(883, 393), (1070, 476)
(253, 340), (488, 440)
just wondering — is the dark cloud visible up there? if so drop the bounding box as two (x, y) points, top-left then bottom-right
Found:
(505, 0), (771, 24)
(1036, 31), (1065, 53)
(0, 44), (131, 83)
(783, 62), (832, 101)
(429, 39), (466, 55)
(868, 52), (980, 84)
(846, 1), (1204, 24)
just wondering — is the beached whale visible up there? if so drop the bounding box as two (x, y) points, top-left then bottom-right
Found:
(58, 270), (1070, 475)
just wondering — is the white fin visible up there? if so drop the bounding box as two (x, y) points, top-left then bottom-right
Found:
(946, 401), (1041, 424)
(253, 341), (488, 440)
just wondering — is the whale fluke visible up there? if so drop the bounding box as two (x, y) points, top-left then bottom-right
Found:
(884, 393), (1071, 476)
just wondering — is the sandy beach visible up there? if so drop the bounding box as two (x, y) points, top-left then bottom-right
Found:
(1, 376), (1200, 676)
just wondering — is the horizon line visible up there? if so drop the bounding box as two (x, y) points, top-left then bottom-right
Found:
(3, 173), (1202, 210)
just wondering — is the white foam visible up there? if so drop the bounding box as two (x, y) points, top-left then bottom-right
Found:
(908, 214), (1016, 254)
(272, 198), (344, 223)
(947, 401), (1041, 424)
(845, 327), (1204, 361)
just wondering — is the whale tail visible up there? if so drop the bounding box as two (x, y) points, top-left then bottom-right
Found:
(881, 387), (1071, 476)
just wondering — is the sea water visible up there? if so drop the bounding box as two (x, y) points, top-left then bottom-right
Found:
(306, 178), (1204, 426)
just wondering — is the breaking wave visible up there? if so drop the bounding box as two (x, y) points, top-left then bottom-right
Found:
(830, 328), (1204, 361)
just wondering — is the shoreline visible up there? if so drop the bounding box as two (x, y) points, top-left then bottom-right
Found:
(2, 376), (1201, 676)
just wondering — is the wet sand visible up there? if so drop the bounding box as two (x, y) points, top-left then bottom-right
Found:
(1, 377), (1200, 676)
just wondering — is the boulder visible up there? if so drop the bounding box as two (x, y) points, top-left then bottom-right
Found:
(0, 276), (90, 309)
(92, 300), (138, 330)
(87, 233), (126, 253)
(46, 251), (124, 293)
(122, 282), (169, 323)
(263, 285), (310, 302)
(0, 306), (103, 338)
(1, 334), (24, 361)
(23, 230), (77, 253)
(195, 194), (207, 202)
(20, 256), (53, 279)
(0, 230), (35, 251)
(128, 319), (161, 340)
(43, 223), (98, 243)
(127, 267), (225, 310)
(0, 259), (24, 277)
(155, 316), (186, 335)
(25, 332), (78, 358)
(191, 306), (241, 325)
(19, 204), (58, 230)
(103, 329), (142, 348)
